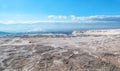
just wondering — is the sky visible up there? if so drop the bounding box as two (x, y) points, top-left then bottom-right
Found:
(0, 0), (120, 32)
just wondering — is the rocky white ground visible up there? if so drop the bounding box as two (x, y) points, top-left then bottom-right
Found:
(0, 29), (120, 71)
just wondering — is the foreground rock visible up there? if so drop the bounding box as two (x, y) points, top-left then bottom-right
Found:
(0, 29), (120, 71)
(1, 45), (120, 71)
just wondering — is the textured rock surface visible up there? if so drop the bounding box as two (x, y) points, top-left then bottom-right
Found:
(0, 30), (120, 71)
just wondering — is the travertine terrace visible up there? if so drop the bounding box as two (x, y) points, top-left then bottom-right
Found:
(0, 29), (120, 71)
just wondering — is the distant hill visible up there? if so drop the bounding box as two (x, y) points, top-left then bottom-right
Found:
(0, 31), (10, 35)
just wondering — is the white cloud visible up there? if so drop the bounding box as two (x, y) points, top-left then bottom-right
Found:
(48, 15), (56, 19)
(0, 20), (16, 24)
(0, 20), (71, 24)
(48, 15), (67, 19)
(0, 15), (120, 24)
(70, 15), (120, 22)
(58, 15), (67, 19)
(70, 15), (76, 20)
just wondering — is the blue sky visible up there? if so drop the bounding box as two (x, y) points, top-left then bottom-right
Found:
(0, 0), (120, 32)
(0, 0), (120, 16)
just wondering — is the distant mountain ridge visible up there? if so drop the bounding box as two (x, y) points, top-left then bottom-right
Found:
(0, 31), (10, 35)
(0, 31), (72, 36)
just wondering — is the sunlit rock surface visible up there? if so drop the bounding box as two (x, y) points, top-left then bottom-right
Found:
(0, 29), (120, 71)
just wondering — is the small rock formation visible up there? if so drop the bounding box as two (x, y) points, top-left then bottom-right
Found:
(72, 31), (83, 36)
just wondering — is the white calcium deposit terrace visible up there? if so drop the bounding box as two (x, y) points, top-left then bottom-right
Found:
(0, 29), (120, 71)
